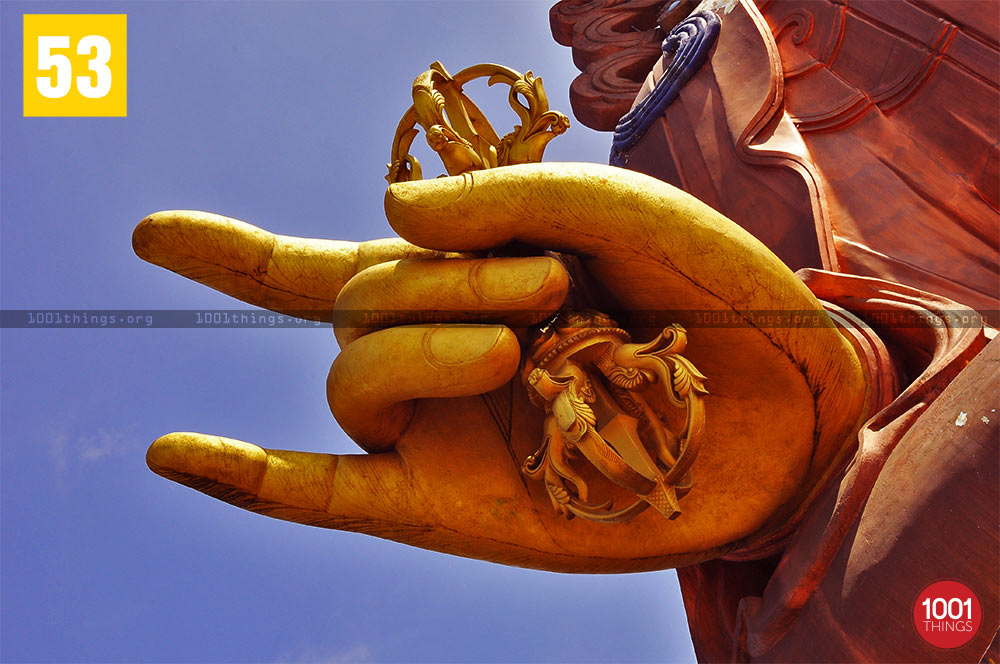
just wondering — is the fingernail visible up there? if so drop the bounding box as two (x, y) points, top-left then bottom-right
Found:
(132, 213), (173, 260)
(424, 325), (504, 366)
(473, 257), (553, 302)
(385, 172), (473, 210)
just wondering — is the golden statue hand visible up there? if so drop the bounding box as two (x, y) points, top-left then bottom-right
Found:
(137, 163), (868, 573)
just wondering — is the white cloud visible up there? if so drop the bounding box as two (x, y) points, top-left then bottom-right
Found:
(78, 428), (129, 461)
(273, 643), (375, 663)
(47, 426), (135, 473)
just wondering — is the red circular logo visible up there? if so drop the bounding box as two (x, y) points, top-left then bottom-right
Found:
(913, 580), (982, 649)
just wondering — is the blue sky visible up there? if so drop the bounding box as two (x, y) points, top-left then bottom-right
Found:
(1, 2), (696, 662)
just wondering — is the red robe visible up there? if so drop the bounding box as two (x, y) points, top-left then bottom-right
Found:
(551, 0), (999, 659)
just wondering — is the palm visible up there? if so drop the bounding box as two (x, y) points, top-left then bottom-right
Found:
(138, 164), (868, 572)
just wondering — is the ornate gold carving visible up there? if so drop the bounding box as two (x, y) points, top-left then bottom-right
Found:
(522, 312), (707, 523)
(387, 62), (569, 183)
(386, 62), (708, 525)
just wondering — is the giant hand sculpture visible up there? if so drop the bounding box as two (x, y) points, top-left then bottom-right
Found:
(135, 162), (870, 573)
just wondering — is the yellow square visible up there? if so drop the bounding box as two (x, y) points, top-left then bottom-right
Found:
(23, 14), (127, 117)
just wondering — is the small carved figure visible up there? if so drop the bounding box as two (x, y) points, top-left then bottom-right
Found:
(522, 313), (706, 522)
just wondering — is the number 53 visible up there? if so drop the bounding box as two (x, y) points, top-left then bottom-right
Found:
(36, 35), (111, 99)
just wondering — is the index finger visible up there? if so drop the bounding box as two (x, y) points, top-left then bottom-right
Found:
(384, 163), (830, 326)
(133, 210), (451, 321)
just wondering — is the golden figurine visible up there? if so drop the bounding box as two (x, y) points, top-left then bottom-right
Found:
(523, 315), (707, 522)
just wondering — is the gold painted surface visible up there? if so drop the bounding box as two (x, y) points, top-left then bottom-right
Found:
(136, 64), (868, 572)
(136, 163), (868, 572)
(385, 63), (708, 524)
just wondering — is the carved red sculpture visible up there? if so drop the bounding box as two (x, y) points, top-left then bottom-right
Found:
(550, 0), (670, 130)
(552, 0), (998, 661)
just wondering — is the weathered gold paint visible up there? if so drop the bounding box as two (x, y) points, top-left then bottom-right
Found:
(137, 162), (867, 572)
(137, 67), (867, 572)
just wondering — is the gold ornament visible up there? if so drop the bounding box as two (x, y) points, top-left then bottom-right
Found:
(387, 61), (569, 183)
(523, 313), (706, 522)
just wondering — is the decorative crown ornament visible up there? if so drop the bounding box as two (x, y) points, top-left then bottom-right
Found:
(387, 63), (707, 523)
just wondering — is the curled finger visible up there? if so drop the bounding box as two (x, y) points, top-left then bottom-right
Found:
(327, 324), (520, 451)
(333, 256), (569, 346)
